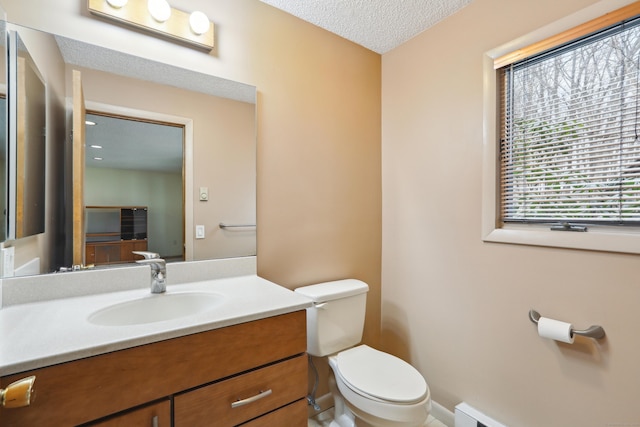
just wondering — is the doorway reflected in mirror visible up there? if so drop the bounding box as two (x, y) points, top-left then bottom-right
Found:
(84, 112), (185, 266)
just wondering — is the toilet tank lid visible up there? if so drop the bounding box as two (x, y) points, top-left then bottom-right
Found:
(295, 279), (369, 303)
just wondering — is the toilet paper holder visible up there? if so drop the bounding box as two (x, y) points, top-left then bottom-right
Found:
(529, 310), (606, 339)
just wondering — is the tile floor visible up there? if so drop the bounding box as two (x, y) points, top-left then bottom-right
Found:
(308, 408), (448, 427)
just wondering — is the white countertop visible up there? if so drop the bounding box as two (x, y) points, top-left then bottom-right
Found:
(0, 275), (312, 376)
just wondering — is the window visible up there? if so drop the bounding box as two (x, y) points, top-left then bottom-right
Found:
(482, 2), (640, 254)
(499, 15), (640, 227)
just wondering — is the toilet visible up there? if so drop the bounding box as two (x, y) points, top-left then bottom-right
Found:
(295, 279), (431, 427)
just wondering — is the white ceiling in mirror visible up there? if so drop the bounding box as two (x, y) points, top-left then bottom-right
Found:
(259, 0), (473, 54)
(85, 113), (183, 173)
(54, 34), (256, 104)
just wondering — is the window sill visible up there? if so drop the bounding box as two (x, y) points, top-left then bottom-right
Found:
(483, 225), (640, 255)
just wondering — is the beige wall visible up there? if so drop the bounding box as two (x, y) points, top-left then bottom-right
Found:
(1, 0), (382, 340)
(382, 0), (640, 426)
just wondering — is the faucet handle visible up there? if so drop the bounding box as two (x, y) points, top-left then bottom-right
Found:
(133, 251), (160, 260)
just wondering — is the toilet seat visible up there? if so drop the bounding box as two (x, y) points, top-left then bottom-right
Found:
(328, 346), (431, 426)
(335, 345), (428, 404)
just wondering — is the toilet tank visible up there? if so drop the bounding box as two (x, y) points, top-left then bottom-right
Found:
(295, 279), (369, 357)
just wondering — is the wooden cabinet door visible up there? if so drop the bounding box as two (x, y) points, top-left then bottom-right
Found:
(85, 244), (96, 265)
(85, 399), (170, 427)
(133, 240), (148, 253)
(94, 243), (120, 264)
(120, 240), (147, 262)
(119, 241), (133, 262)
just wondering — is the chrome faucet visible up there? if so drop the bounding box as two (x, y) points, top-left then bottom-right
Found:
(134, 251), (166, 294)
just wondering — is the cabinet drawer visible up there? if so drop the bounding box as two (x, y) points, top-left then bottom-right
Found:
(174, 355), (307, 427)
(83, 399), (171, 427)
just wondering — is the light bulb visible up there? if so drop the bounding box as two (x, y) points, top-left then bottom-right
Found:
(189, 11), (210, 35)
(148, 0), (171, 23)
(106, 0), (128, 8)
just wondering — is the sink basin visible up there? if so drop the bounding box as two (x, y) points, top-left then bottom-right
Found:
(88, 292), (223, 326)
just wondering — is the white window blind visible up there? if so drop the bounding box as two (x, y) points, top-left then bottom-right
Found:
(500, 17), (640, 226)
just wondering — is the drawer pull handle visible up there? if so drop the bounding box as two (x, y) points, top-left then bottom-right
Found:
(231, 389), (272, 408)
(1, 376), (36, 409)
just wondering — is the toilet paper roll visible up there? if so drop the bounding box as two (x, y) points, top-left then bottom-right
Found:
(537, 317), (574, 344)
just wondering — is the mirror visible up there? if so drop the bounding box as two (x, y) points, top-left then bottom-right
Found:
(0, 20), (6, 242)
(1, 21), (257, 277)
(7, 30), (46, 240)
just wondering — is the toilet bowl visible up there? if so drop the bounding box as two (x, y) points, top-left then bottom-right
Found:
(295, 280), (431, 427)
(329, 345), (431, 427)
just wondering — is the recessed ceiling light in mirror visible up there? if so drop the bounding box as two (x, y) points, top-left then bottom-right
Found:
(85, 120), (96, 126)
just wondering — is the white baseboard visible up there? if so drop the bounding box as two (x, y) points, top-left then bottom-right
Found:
(431, 400), (455, 427)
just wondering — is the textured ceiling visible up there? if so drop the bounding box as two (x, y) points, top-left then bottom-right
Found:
(259, 0), (473, 54)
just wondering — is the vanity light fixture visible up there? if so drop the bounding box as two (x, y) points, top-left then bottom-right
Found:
(88, 0), (214, 51)
(189, 11), (210, 35)
(147, 0), (171, 23)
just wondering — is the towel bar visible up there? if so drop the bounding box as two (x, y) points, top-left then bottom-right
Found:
(219, 223), (256, 229)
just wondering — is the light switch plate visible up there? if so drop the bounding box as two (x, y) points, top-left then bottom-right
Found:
(199, 187), (208, 201)
(195, 225), (205, 239)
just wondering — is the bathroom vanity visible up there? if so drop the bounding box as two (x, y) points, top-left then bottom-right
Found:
(0, 271), (311, 426)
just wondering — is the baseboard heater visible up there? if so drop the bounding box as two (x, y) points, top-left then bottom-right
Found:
(455, 402), (508, 427)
